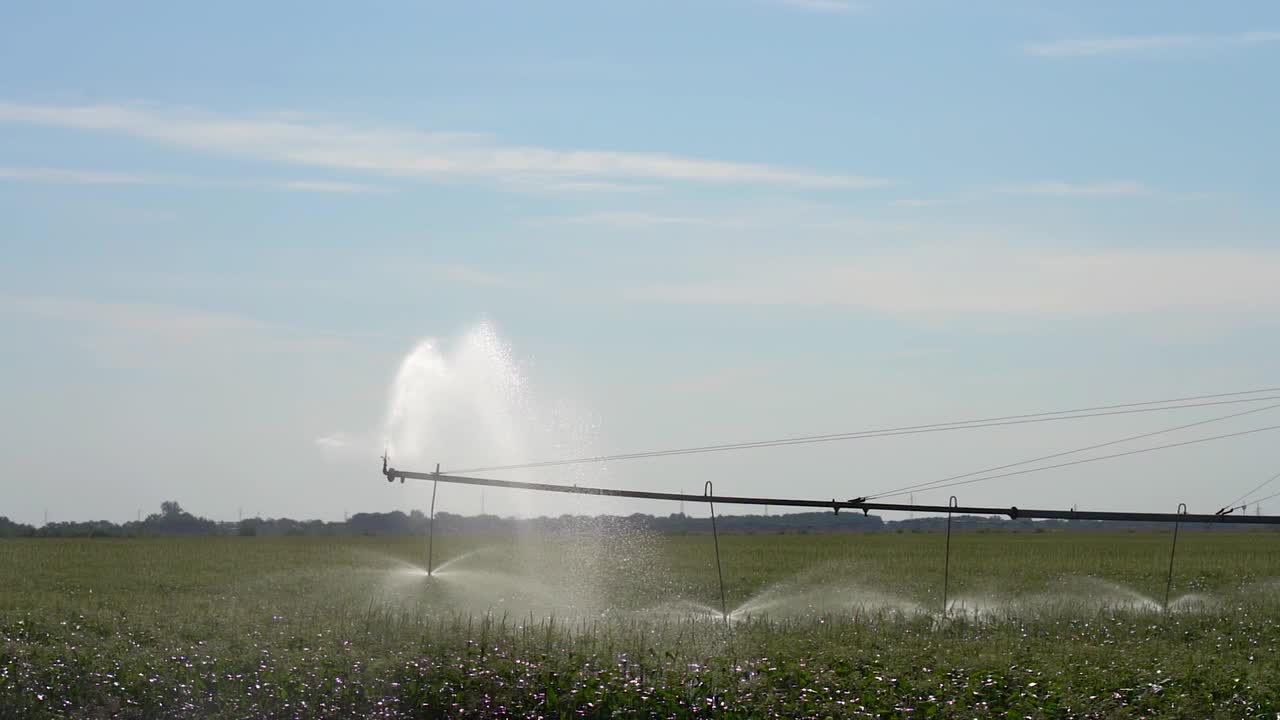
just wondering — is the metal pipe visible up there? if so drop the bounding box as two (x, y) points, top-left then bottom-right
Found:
(706, 480), (728, 626)
(383, 467), (1280, 526)
(1164, 502), (1186, 611)
(942, 495), (957, 615)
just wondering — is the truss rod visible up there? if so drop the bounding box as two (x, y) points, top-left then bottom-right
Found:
(382, 465), (1280, 526)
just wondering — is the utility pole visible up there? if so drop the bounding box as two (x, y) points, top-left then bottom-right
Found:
(480, 489), (486, 516)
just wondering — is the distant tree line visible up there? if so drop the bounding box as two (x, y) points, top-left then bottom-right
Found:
(0, 501), (1271, 538)
(0, 501), (220, 538)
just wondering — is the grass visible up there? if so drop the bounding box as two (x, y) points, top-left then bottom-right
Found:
(3, 529), (1280, 717)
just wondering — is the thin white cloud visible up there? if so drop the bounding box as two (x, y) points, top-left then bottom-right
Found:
(994, 180), (1151, 197)
(359, 261), (543, 294)
(271, 179), (383, 194)
(532, 211), (742, 228)
(530, 204), (934, 233)
(628, 249), (1280, 318)
(314, 434), (350, 450)
(0, 166), (156, 185)
(431, 264), (528, 289)
(508, 179), (655, 194)
(99, 207), (180, 225)
(8, 296), (268, 334)
(1026, 31), (1280, 57)
(658, 366), (775, 395)
(899, 179), (1196, 206)
(1, 295), (348, 363)
(314, 430), (383, 461)
(0, 164), (385, 193)
(0, 102), (889, 190)
(773, 0), (863, 14)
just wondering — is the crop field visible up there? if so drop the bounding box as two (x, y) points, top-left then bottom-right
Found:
(4, 530), (1280, 718)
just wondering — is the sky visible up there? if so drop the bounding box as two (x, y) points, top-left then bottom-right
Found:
(2, 1), (1279, 525)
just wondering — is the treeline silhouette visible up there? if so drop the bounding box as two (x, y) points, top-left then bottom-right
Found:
(0, 501), (1267, 538)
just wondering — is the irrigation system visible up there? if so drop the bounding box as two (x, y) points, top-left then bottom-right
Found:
(383, 462), (1280, 526)
(381, 458), (1280, 621)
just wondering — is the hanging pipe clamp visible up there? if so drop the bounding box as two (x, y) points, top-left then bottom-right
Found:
(382, 453), (403, 483)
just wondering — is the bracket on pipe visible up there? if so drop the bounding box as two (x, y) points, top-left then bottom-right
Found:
(847, 496), (869, 516)
(382, 451), (399, 483)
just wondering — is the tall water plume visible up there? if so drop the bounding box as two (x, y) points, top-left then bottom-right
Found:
(380, 320), (662, 615)
(384, 321), (611, 515)
(383, 322), (527, 488)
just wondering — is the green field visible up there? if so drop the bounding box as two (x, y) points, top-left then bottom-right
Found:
(4, 530), (1280, 718)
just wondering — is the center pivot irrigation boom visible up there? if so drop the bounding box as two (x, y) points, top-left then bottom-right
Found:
(382, 457), (1280, 618)
(380, 458), (1280, 526)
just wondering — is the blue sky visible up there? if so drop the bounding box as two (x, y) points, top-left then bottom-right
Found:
(2, 1), (1279, 524)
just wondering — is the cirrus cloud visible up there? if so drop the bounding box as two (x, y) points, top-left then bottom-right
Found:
(0, 101), (889, 191)
(1026, 31), (1280, 57)
(628, 249), (1280, 318)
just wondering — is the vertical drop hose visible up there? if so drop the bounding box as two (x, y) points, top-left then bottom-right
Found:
(427, 479), (439, 576)
(706, 481), (728, 625)
(1164, 502), (1186, 612)
(942, 495), (958, 615)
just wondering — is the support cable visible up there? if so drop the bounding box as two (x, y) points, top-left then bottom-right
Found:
(1237, 484), (1280, 511)
(868, 424), (1280, 499)
(446, 389), (1280, 475)
(867, 402), (1280, 501)
(1219, 469), (1280, 515)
